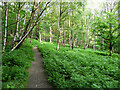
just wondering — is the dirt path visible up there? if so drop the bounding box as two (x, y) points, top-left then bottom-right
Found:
(28, 46), (52, 88)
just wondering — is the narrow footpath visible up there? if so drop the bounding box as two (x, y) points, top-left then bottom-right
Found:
(28, 46), (52, 88)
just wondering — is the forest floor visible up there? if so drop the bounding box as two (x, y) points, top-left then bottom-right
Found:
(27, 46), (52, 88)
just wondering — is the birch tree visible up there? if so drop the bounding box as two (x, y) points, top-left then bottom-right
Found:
(2, 2), (8, 53)
(10, 1), (51, 53)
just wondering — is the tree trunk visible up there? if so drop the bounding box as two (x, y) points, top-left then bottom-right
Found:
(84, 15), (87, 50)
(49, 26), (52, 43)
(72, 9), (74, 50)
(80, 24), (83, 49)
(20, 11), (26, 39)
(44, 30), (46, 41)
(53, 28), (55, 43)
(57, 1), (62, 51)
(11, 2), (21, 49)
(38, 23), (41, 43)
(72, 34), (74, 50)
(69, 17), (71, 48)
(2, 2), (8, 53)
(93, 35), (96, 50)
(81, 38), (83, 49)
(16, 2), (20, 38)
(93, 14), (96, 50)
(57, 19), (61, 51)
(102, 38), (104, 51)
(68, 3), (71, 48)
(9, 2), (50, 53)
(75, 32), (78, 47)
(30, 28), (34, 43)
(84, 29), (87, 49)
(63, 25), (65, 47)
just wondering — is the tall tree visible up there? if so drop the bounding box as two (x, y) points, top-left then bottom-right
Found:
(68, 3), (71, 48)
(2, 2), (8, 53)
(10, 1), (51, 53)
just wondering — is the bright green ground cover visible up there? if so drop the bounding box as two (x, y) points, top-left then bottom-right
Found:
(31, 40), (119, 88)
(2, 39), (119, 88)
(2, 43), (34, 88)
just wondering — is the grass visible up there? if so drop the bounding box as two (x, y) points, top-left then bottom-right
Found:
(31, 39), (119, 88)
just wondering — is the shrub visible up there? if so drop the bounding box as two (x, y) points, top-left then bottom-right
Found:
(31, 40), (119, 88)
(2, 43), (34, 88)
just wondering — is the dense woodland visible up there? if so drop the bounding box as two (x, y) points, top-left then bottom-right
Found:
(1, 0), (120, 55)
(1, 0), (120, 88)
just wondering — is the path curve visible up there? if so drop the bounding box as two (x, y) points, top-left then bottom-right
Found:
(28, 46), (52, 88)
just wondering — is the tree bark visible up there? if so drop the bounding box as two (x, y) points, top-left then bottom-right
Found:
(11, 3), (21, 49)
(63, 23), (65, 47)
(57, 18), (61, 51)
(75, 32), (78, 47)
(93, 14), (96, 50)
(84, 15), (87, 50)
(93, 35), (96, 50)
(2, 2), (8, 53)
(68, 3), (71, 48)
(30, 27), (34, 43)
(102, 38), (104, 51)
(38, 23), (41, 43)
(57, 1), (62, 51)
(9, 2), (50, 53)
(16, 2), (20, 38)
(109, 22), (112, 56)
(72, 9), (74, 50)
(49, 26), (52, 43)
(80, 24), (83, 49)
(20, 3), (27, 39)
(81, 36), (83, 49)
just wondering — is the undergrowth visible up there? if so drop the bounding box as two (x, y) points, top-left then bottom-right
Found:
(31, 39), (119, 88)
(2, 43), (34, 88)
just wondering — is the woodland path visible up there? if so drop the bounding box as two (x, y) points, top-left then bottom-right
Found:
(28, 46), (52, 88)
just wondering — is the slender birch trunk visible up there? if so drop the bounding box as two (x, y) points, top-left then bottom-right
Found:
(16, 2), (20, 38)
(68, 3), (71, 48)
(53, 28), (55, 42)
(63, 23), (65, 47)
(81, 33), (83, 49)
(84, 15), (87, 50)
(57, 18), (61, 51)
(38, 23), (41, 43)
(11, 3), (21, 49)
(93, 14), (96, 50)
(2, 3), (8, 53)
(9, 2), (50, 53)
(30, 27), (34, 43)
(75, 32), (78, 47)
(57, 1), (62, 51)
(102, 38), (104, 51)
(93, 35), (96, 50)
(20, 12), (26, 39)
(72, 9), (74, 50)
(81, 24), (83, 49)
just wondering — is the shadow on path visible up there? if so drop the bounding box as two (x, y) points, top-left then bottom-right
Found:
(28, 46), (52, 88)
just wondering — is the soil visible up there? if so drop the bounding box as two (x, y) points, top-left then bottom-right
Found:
(27, 46), (53, 88)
